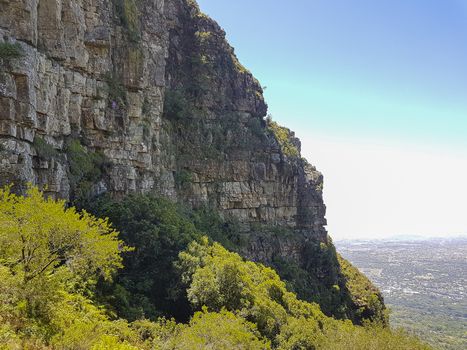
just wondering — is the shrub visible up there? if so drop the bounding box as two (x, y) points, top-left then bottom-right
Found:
(0, 42), (23, 61)
(85, 194), (250, 322)
(114, 0), (140, 42)
(168, 309), (271, 350)
(174, 169), (193, 188)
(163, 89), (192, 120)
(103, 72), (127, 107)
(316, 321), (432, 350)
(337, 254), (388, 325)
(33, 135), (59, 160)
(247, 117), (266, 138)
(66, 139), (107, 205)
(267, 120), (299, 157)
(191, 205), (247, 251)
(0, 187), (431, 349)
(177, 238), (326, 339)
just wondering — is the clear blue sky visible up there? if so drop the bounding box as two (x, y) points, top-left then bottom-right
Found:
(197, 0), (467, 150)
(197, 0), (467, 239)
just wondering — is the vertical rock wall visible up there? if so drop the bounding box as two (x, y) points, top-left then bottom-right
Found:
(0, 0), (327, 245)
(0, 0), (169, 199)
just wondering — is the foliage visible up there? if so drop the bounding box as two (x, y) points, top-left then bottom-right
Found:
(195, 31), (212, 43)
(190, 205), (247, 251)
(0, 185), (126, 284)
(231, 52), (249, 74)
(85, 192), (386, 327)
(66, 139), (107, 205)
(275, 316), (326, 349)
(33, 135), (59, 160)
(273, 239), (388, 325)
(103, 71), (127, 107)
(337, 253), (388, 325)
(163, 89), (192, 120)
(247, 117), (266, 138)
(87, 194), (202, 321)
(0, 187), (431, 349)
(114, 0), (140, 42)
(301, 240), (344, 315)
(0, 42), (23, 61)
(269, 236), (346, 320)
(177, 238), (327, 339)
(167, 309), (271, 349)
(0, 185), (129, 346)
(174, 169), (193, 188)
(267, 120), (299, 157)
(317, 321), (432, 350)
(86, 194), (252, 321)
(277, 316), (431, 350)
(176, 238), (430, 349)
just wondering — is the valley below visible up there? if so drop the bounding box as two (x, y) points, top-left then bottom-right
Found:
(336, 237), (467, 350)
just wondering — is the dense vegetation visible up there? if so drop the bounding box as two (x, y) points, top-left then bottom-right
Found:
(87, 194), (385, 326)
(0, 186), (431, 349)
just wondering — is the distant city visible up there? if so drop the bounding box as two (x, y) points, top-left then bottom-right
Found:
(336, 237), (467, 350)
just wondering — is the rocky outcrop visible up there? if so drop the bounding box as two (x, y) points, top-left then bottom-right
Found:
(0, 0), (385, 323)
(0, 0), (326, 245)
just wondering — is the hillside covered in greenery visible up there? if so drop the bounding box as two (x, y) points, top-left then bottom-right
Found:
(0, 186), (431, 349)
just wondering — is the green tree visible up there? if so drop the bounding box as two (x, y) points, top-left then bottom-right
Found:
(162, 309), (271, 350)
(88, 194), (201, 321)
(0, 185), (128, 342)
(177, 239), (430, 350)
(177, 238), (326, 339)
(276, 316), (325, 350)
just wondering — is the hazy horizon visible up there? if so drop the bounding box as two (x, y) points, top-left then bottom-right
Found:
(197, 0), (467, 240)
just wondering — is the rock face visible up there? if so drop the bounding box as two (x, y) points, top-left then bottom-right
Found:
(0, 0), (326, 251)
(0, 0), (384, 323)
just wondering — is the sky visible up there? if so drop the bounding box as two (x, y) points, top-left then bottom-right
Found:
(197, 0), (467, 240)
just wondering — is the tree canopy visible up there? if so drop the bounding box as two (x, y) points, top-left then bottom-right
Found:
(0, 186), (431, 349)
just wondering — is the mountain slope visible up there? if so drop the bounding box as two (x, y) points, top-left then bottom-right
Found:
(0, 0), (384, 324)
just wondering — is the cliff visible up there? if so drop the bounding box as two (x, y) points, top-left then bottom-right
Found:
(0, 0), (385, 324)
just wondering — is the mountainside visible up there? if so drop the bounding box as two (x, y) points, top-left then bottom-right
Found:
(0, 0), (384, 324)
